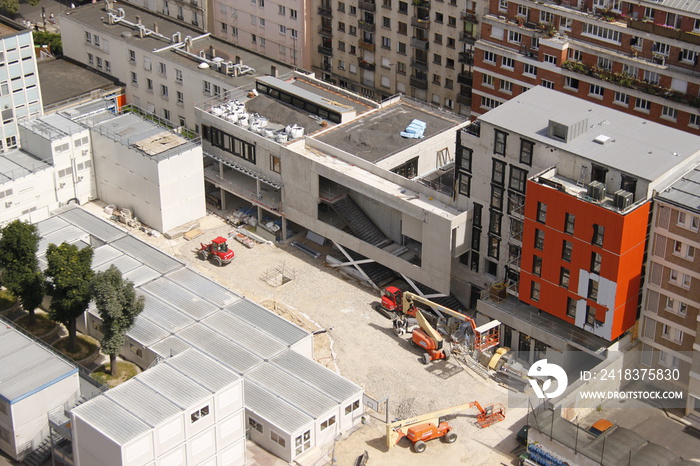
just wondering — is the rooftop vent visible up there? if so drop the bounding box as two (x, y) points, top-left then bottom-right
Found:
(593, 134), (612, 145)
(548, 117), (588, 143)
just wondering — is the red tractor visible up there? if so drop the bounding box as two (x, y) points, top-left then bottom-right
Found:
(197, 237), (234, 266)
(375, 286), (406, 318)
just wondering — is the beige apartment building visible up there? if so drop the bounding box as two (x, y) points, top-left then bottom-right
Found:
(310, 0), (480, 113)
(639, 166), (700, 423)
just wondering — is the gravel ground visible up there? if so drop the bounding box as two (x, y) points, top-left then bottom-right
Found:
(82, 202), (526, 466)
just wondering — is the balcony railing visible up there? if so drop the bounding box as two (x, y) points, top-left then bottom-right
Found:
(457, 72), (473, 86)
(412, 0), (430, 8)
(358, 0), (376, 11)
(358, 60), (376, 71)
(410, 58), (428, 70)
(359, 40), (375, 51)
(317, 45), (333, 56)
(460, 32), (476, 44)
(358, 20), (376, 31)
(317, 7), (332, 17)
(410, 75), (428, 89)
(318, 25), (332, 36)
(456, 93), (472, 106)
(411, 17), (430, 29)
(458, 51), (473, 65)
(410, 37), (429, 50)
(461, 11), (478, 23)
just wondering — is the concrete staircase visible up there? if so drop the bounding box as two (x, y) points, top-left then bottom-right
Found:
(330, 195), (391, 248)
(345, 248), (396, 288)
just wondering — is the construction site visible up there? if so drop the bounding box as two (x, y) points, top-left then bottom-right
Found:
(80, 202), (524, 465)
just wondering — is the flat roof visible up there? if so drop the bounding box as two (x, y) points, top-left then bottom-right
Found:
(478, 86), (700, 181)
(0, 16), (25, 39)
(656, 165), (700, 214)
(63, 3), (292, 86)
(20, 113), (86, 142)
(71, 396), (150, 445)
(0, 325), (77, 404)
(38, 58), (121, 108)
(244, 380), (312, 434)
(314, 98), (466, 163)
(0, 150), (52, 183)
(650, 0), (700, 15)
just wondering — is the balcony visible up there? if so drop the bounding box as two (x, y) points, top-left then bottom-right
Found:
(358, 60), (376, 71)
(318, 25), (332, 37)
(358, 20), (375, 31)
(359, 40), (375, 51)
(456, 93), (472, 106)
(410, 37), (429, 50)
(460, 32), (476, 44)
(411, 17), (430, 29)
(358, 0), (376, 11)
(413, 0), (430, 8)
(410, 75), (428, 89)
(317, 7), (332, 17)
(317, 45), (333, 56)
(457, 72), (472, 86)
(460, 11), (478, 24)
(410, 58), (428, 70)
(458, 51), (473, 65)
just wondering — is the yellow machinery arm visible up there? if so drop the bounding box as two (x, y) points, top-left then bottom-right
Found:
(415, 309), (442, 345)
(401, 292), (501, 352)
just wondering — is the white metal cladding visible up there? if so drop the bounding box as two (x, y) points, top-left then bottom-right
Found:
(72, 396), (151, 446)
(244, 380), (312, 434)
(94, 254), (142, 274)
(176, 323), (263, 375)
(105, 379), (182, 427)
(124, 265), (161, 287)
(271, 350), (362, 404)
(126, 314), (170, 347)
(35, 216), (70, 237)
(150, 336), (193, 359)
(58, 206), (127, 243)
(163, 349), (241, 393)
(140, 279), (219, 320)
(37, 225), (87, 256)
(166, 268), (241, 309)
(0, 326), (77, 403)
(224, 300), (309, 346)
(136, 364), (212, 409)
(91, 244), (125, 267)
(111, 235), (183, 274)
(201, 312), (287, 360)
(244, 364), (337, 419)
(138, 293), (195, 334)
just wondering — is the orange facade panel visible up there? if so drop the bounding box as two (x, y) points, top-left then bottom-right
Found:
(518, 180), (649, 341)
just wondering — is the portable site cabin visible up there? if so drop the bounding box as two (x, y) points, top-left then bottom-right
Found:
(0, 326), (80, 462)
(71, 349), (245, 466)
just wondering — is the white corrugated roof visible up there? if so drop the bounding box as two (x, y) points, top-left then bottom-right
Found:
(71, 396), (150, 445)
(201, 311), (287, 360)
(163, 348), (241, 392)
(105, 379), (181, 427)
(140, 278), (218, 320)
(136, 364), (211, 409)
(244, 380), (312, 434)
(224, 300), (309, 346)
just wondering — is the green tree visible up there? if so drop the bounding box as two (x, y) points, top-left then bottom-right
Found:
(91, 265), (145, 376)
(0, 0), (20, 16)
(45, 242), (94, 352)
(0, 220), (45, 326)
(32, 31), (62, 56)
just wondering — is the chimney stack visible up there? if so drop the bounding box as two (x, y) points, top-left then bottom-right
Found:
(153, 23), (158, 34)
(271, 65), (277, 77)
(135, 15), (141, 25)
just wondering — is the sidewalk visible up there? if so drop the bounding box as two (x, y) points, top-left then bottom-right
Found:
(15, 0), (74, 33)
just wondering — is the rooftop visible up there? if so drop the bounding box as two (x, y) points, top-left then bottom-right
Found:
(478, 86), (700, 181)
(0, 15), (25, 39)
(656, 164), (700, 214)
(0, 325), (77, 404)
(646, 0), (700, 15)
(0, 149), (52, 183)
(20, 113), (86, 141)
(38, 58), (122, 109)
(63, 2), (292, 86)
(315, 98), (467, 163)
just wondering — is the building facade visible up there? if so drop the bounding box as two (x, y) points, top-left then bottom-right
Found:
(126, 0), (207, 31)
(639, 166), (700, 421)
(472, 0), (700, 134)
(310, 0), (480, 112)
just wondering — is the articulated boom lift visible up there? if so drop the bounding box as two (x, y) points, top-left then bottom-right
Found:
(386, 401), (506, 453)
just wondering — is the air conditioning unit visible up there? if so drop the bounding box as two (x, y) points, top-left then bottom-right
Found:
(587, 181), (606, 201)
(614, 189), (633, 210)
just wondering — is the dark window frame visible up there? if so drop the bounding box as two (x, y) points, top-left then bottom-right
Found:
(520, 139), (534, 165)
(509, 166), (528, 193)
(494, 129), (508, 155)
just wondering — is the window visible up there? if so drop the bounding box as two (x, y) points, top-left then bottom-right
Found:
(5, 136), (16, 149)
(491, 185), (504, 211)
(494, 129), (507, 155)
(432, 74), (441, 85)
(665, 295), (675, 311)
(160, 84), (169, 97)
(562, 240), (573, 261)
(459, 173), (471, 196)
(488, 235), (500, 259)
(652, 41), (670, 56)
(544, 54), (557, 65)
(482, 74), (494, 87)
(271, 431), (286, 447)
(678, 302), (688, 316)
(589, 84), (604, 98)
(508, 30), (522, 44)
(677, 211), (700, 231)
(350, 5), (357, 15)
(585, 305), (596, 326)
(87, 53), (94, 65)
(661, 324), (683, 343)
(501, 56), (514, 69)
(143, 56), (152, 71)
(530, 281), (540, 301)
(398, 21), (407, 35)
(564, 213), (575, 235)
(398, 1), (407, 13)
(251, 33), (257, 43)
(177, 91), (184, 105)
(560, 268), (570, 288)
(564, 76), (579, 90)
(278, 4), (286, 14)
(146, 78), (153, 91)
(435, 12), (443, 23)
(290, 8), (298, 19)
(131, 71), (138, 85)
(481, 96), (501, 110)
(541, 79), (554, 89)
(597, 56), (612, 71)
(517, 4), (528, 17)
(567, 297), (576, 318)
(473, 203), (482, 228)
(203, 80), (211, 95)
(662, 106), (677, 121)
(568, 49), (582, 61)
(500, 79), (513, 93)
(509, 167), (527, 193)
(536, 202), (547, 223)
(128, 49), (136, 63)
(321, 415), (336, 430)
(519, 140), (533, 165)
(191, 405), (210, 423)
(85, 31), (92, 43)
(614, 91), (629, 105)
(489, 211), (502, 236)
(249, 417), (263, 433)
(680, 48), (697, 64)
(588, 279), (599, 301)
(659, 351), (681, 369)
(279, 25), (286, 34)
(484, 51), (496, 64)
(592, 224), (604, 246)
(532, 255), (542, 276)
(498, 0), (507, 12)
(534, 229), (544, 250)
(433, 53), (441, 65)
(582, 23), (621, 43)
(492, 159), (506, 185)
(523, 63), (537, 77)
(381, 36), (391, 49)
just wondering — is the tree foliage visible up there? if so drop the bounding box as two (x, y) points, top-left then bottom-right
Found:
(0, 0), (19, 16)
(45, 242), (94, 352)
(33, 31), (62, 56)
(0, 220), (44, 325)
(91, 265), (145, 375)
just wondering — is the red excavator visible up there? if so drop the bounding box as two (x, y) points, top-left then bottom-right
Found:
(197, 237), (234, 266)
